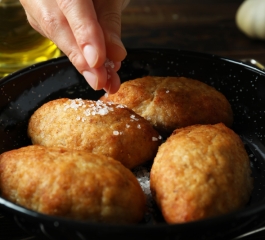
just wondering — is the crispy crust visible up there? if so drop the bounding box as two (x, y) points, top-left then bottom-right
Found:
(28, 98), (161, 169)
(101, 76), (233, 137)
(150, 123), (253, 223)
(0, 145), (146, 223)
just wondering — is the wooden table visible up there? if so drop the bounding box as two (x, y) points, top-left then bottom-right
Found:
(122, 0), (265, 65)
(1, 0), (265, 239)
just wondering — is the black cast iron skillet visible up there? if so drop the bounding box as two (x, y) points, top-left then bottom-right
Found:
(0, 49), (265, 240)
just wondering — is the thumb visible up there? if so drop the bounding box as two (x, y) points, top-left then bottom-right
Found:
(94, 0), (128, 62)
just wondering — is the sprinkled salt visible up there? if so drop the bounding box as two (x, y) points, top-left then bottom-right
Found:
(63, 98), (85, 111)
(116, 104), (127, 108)
(98, 108), (109, 115)
(113, 131), (119, 136)
(130, 114), (139, 121)
(137, 124), (141, 129)
(166, 90), (170, 93)
(126, 124), (130, 128)
(152, 137), (158, 141)
(133, 166), (156, 222)
(64, 99), (115, 121)
(133, 166), (151, 196)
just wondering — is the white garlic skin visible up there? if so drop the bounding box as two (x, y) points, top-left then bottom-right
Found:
(236, 0), (265, 40)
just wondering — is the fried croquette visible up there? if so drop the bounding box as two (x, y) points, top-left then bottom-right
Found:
(0, 145), (146, 223)
(101, 76), (233, 137)
(28, 98), (161, 169)
(150, 123), (253, 223)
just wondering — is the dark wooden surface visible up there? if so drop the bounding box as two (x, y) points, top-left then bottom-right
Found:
(1, 0), (265, 239)
(122, 0), (265, 65)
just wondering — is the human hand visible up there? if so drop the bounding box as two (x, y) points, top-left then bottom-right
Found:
(19, 0), (130, 93)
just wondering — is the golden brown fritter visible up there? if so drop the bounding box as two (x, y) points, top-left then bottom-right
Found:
(0, 145), (146, 223)
(101, 76), (233, 137)
(150, 123), (253, 223)
(28, 98), (161, 169)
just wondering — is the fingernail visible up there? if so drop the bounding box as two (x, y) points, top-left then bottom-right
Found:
(83, 45), (98, 68)
(83, 71), (98, 90)
(110, 34), (126, 53)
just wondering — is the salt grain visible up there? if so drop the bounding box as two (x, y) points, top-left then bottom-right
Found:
(130, 114), (139, 121)
(104, 58), (115, 69)
(116, 104), (127, 108)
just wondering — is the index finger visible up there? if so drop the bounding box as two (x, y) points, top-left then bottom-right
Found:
(56, 0), (106, 68)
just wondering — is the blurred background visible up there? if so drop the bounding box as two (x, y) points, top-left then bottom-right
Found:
(122, 0), (265, 65)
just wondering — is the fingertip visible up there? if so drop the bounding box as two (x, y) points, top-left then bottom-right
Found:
(83, 66), (108, 91)
(83, 70), (98, 90)
(83, 45), (99, 68)
(105, 71), (121, 94)
(113, 61), (121, 72)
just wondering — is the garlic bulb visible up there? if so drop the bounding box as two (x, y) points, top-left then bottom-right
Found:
(236, 0), (265, 40)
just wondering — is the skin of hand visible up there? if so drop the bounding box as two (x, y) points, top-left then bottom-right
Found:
(19, 0), (130, 94)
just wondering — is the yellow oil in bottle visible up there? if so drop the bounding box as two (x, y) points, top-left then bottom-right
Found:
(0, 1), (61, 78)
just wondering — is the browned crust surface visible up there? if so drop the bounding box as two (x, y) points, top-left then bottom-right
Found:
(150, 123), (253, 223)
(0, 145), (146, 223)
(28, 98), (161, 169)
(101, 76), (233, 137)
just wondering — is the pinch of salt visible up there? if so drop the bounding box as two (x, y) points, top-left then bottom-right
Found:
(104, 58), (115, 69)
